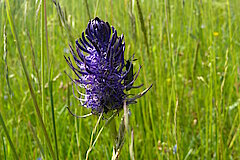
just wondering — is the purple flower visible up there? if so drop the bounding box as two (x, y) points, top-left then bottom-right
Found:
(173, 144), (177, 154)
(65, 17), (152, 115)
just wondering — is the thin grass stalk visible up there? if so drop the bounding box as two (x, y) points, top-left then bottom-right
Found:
(112, 101), (130, 160)
(52, 0), (56, 62)
(221, 50), (229, 121)
(208, 1), (214, 158)
(192, 42), (200, 78)
(136, 0), (151, 143)
(41, 0), (47, 155)
(227, 112), (239, 147)
(5, 0), (56, 159)
(94, 0), (100, 18)
(0, 112), (19, 160)
(192, 42), (204, 158)
(184, 149), (193, 160)
(123, 100), (128, 132)
(86, 112), (103, 160)
(2, 136), (7, 160)
(129, 129), (134, 160)
(1, 2), (4, 37)
(186, 0), (194, 81)
(228, 122), (240, 149)
(0, 14), (3, 105)
(49, 67), (59, 160)
(226, 0), (233, 57)
(86, 111), (119, 160)
(92, 112), (119, 147)
(84, 0), (91, 19)
(52, 0), (74, 46)
(78, 107), (83, 159)
(226, 1), (239, 157)
(51, 4), (60, 159)
(219, 49), (229, 158)
(74, 107), (81, 160)
(136, 0), (149, 56)
(138, 56), (150, 156)
(174, 98), (179, 160)
(112, 116), (125, 160)
(157, 4), (164, 159)
(110, 0), (113, 24)
(28, 121), (45, 158)
(27, 30), (41, 89)
(164, 0), (173, 159)
(3, 22), (12, 97)
(44, 0), (50, 70)
(41, 0), (45, 123)
(196, 1), (205, 158)
(27, 122), (34, 158)
(148, 14), (153, 57)
(66, 131), (75, 158)
(129, 0), (136, 41)
(147, 14), (158, 154)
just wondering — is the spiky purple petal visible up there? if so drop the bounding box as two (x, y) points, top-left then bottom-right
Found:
(65, 17), (150, 115)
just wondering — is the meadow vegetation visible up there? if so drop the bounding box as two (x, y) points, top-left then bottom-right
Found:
(0, 0), (240, 159)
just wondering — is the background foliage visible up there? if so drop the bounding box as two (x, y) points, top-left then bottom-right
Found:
(0, 0), (240, 159)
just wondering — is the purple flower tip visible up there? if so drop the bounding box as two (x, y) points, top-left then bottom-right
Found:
(65, 17), (151, 115)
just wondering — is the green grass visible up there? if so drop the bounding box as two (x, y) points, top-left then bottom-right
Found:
(0, 0), (240, 159)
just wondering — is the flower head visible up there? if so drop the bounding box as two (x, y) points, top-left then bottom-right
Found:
(65, 17), (152, 115)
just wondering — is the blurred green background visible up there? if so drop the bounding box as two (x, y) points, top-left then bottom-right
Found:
(0, 0), (240, 159)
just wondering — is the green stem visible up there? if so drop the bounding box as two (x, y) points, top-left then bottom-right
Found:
(86, 111), (119, 160)
(49, 68), (59, 160)
(0, 112), (19, 160)
(41, 0), (45, 122)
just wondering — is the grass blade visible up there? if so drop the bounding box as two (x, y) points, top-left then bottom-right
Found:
(28, 121), (45, 158)
(94, 0), (100, 18)
(0, 112), (19, 160)
(44, 0), (50, 70)
(2, 136), (7, 160)
(41, 0), (45, 123)
(52, 0), (74, 46)
(49, 67), (59, 160)
(3, 22), (12, 97)
(26, 30), (41, 90)
(136, 0), (149, 56)
(84, 0), (91, 19)
(129, 129), (135, 160)
(5, 0), (56, 159)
